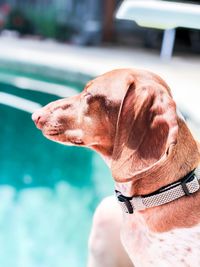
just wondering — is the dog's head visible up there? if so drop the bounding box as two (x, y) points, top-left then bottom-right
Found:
(32, 69), (181, 183)
(32, 70), (130, 151)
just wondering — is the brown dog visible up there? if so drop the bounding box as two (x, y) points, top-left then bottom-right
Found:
(32, 69), (200, 267)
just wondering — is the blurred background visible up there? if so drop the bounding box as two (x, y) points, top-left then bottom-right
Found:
(0, 0), (199, 267)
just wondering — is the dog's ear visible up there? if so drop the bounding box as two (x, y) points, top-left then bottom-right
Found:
(111, 82), (178, 182)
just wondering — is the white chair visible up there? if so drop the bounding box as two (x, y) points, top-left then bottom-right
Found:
(116, 0), (200, 59)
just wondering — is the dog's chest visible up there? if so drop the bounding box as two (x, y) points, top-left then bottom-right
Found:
(121, 217), (200, 267)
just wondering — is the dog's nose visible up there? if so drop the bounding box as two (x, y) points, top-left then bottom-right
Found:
(32, 110), (48, 129)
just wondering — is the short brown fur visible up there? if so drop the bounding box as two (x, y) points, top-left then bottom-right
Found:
(32, 68), (200, 233)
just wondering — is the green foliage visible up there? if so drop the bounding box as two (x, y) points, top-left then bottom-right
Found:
(5, 5), (75, 39)
(6, 8), (34, 35)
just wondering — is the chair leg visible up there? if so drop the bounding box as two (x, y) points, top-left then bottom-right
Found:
(160, 28), (176, 60)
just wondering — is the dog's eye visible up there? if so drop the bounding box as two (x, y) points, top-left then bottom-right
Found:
(61, 104), (72, 110)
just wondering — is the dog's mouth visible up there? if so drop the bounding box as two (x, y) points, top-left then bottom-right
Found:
(42, 128), (84, 145)
(45, 130), (64, 136)
(42, 128), (66, 140)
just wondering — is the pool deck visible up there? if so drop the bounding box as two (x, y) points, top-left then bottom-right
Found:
(0, 35), (200, 124)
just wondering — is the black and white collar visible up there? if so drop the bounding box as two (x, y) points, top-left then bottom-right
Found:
(115, 167), (200, 214)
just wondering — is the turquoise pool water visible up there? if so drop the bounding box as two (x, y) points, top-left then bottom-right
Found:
(0, 70), (113, 267)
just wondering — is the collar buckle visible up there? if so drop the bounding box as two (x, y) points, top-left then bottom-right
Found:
(181, 171), (195, 196)
(181, 180), (192, 196)
(115, 190), (134, 214)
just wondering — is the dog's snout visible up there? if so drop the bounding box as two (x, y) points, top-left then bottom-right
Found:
(32, 110), (48, 129)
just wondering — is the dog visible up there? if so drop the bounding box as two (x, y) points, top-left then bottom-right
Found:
(32, 69), (200, 267)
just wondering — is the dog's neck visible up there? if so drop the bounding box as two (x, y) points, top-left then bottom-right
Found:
(98, 118), (200, 232)
(100, 118), (200, 195)
(115, 169), (200, 233)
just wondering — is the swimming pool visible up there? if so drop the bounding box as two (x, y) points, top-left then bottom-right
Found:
(0, 68), (113, 267)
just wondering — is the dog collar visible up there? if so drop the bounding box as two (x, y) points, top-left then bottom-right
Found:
(115, 167), (200, 214)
